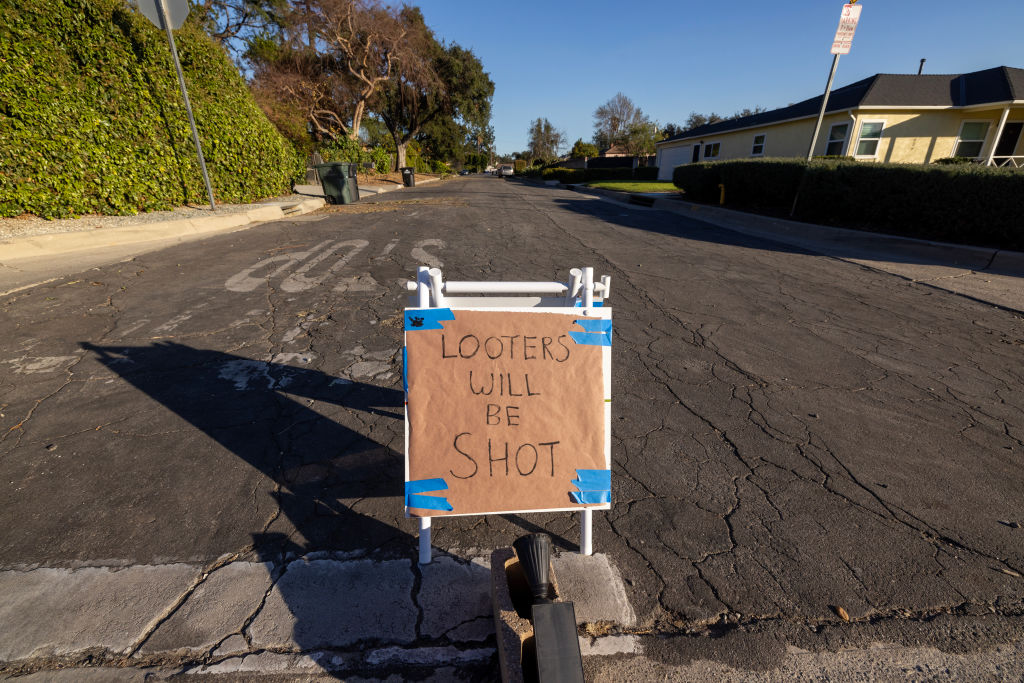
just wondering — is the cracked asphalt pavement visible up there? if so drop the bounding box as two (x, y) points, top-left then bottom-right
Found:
(1, 176), (1022, 679)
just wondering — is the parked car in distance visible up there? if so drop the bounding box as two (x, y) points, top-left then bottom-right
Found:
(497, 165), (514, 177)
(458, 170), (470, 175)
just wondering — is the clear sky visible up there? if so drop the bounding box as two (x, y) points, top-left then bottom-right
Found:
(413, 0), (1024, 156)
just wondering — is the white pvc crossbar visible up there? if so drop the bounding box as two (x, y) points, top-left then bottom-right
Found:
(408, 265), (608, 564)
(403, 280), (607, 295)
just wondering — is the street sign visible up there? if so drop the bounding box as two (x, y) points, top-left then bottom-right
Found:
(136, 0), (189, 30)
(831, 3), (863, 55)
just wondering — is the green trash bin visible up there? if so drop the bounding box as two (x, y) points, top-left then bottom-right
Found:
(315, 162), (360, 204)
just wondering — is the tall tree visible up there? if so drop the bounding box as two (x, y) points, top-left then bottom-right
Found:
(622, 120), (659, 157)
(570, 138), (599, 158)
(683, 111), (723, 130)
(248, 0), (406, 143)
(592, 93), (647, 149)
(375, 8), (493, 170)
(660, 123), (683, 139)
(527, 118), (564, 162)
(191, 0), (286, 64)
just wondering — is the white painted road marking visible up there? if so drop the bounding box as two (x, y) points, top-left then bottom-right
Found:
(225, 239), (446, 293)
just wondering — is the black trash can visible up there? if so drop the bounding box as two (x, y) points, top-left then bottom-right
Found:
(315, 162), (359, 204)
(400, 166), (415, 187)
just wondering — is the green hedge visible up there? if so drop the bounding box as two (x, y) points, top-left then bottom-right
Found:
(537, 167), (658, 183)
(0, 0), (303, 218)
(671, 159), (1024, 250)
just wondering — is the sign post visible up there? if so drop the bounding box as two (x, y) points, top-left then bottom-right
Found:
(137, 0), (216, 210)
(805, 2), (863, 161)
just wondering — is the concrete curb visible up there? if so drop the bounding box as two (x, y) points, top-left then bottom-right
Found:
(0, 197), (326, 261)
(490, 548), (530, 683)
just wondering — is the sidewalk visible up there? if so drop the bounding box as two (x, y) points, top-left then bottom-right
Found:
(0, 177), (435, 295)
(565, 183), (1024, 314)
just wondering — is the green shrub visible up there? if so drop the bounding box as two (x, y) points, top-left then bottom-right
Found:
(672, 163), (721, 202)
(715, 159), (806, 210)
(320, 138), (364, 163)
(369, 146), (391, 174)
(669, 157), (1024, 250)
(430, 159), (452, 175)
(634, 166), (659, 181)
(933, 157), (974, 165)
(797, 162), (1024, 248)
(539, 167), (660, 184)
(0, 0), (302, 218)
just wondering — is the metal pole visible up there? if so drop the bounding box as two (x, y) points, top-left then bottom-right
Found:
(805, 53), (841, 161)
(157, 0), (216, 210)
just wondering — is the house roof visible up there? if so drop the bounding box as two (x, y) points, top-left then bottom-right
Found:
(660, 66), (1024, 144)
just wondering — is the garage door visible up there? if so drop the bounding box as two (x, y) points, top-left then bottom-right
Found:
(657, 145), (691, 181)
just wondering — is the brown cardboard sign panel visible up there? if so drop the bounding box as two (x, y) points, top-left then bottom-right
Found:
(405, 308), (609, 517)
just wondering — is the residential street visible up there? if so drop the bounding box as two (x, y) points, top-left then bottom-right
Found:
(1, 176), (1022, 680)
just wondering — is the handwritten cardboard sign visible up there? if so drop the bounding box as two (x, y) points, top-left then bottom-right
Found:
(404, 308), (612, 517)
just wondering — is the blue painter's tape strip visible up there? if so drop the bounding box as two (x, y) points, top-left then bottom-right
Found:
(573, 301), (605, 307)
(405, 308), (455, 331)
(402, 346), (408, 393)
(571, 490), (611, 504)
(406, 478), (448, 495)
(569, 330), (612, 346)
(572, 469), (611, 490)
(573, 319), (613, 333)
(405, 478), (453, 511)
(407, 494), (454, 511)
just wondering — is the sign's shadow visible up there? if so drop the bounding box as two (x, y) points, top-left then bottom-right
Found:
(82, 341), (412, 672)
(82, 341), (408, 555)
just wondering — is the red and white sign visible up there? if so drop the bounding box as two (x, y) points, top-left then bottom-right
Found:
(831, 3), (862, 55)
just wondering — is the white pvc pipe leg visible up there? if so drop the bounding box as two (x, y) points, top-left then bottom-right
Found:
(419, 517), (432, 565)
(581, 509), (593, 555)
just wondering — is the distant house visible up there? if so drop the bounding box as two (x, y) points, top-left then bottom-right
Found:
(654, 66), (1024, 181)
(600, 144), (631, 157)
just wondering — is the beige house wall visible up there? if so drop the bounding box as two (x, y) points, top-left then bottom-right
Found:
(657, 105), (1024, 167)
(849, 108), (1007, 162)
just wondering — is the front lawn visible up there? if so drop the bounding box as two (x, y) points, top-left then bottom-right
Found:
(584, 181), (682, 193)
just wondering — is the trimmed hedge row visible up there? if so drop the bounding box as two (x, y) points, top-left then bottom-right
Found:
(533, 167), (659, 183)
(672, 159), (1024, 250)
(0, 0), (304, 218)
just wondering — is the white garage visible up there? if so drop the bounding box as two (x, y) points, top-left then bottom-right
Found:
(656, 144), (692, 181)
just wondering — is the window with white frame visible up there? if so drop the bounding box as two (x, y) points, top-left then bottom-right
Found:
(954, 121), (990, 158)
(751, 134), (766, 156)
(855, 120), (885, 157)
(825, 123), (849, 156)
(703, 142), (720, 159)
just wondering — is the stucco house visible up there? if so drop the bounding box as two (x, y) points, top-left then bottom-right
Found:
(654, 66), (1024, 181)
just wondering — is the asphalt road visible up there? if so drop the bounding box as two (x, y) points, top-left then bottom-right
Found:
(1, 176), (1022, 678)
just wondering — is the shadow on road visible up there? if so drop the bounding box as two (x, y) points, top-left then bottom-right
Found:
(82, 341), (412, 677)
(506, 178), (1022, 279)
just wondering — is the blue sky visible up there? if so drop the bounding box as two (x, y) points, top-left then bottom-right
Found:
(414, 0), (1024, 156)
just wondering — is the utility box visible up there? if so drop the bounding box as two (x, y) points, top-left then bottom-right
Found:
(315, 162), (359, 204)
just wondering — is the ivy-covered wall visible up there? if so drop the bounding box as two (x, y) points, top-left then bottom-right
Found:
(0, 0), (304, 218)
